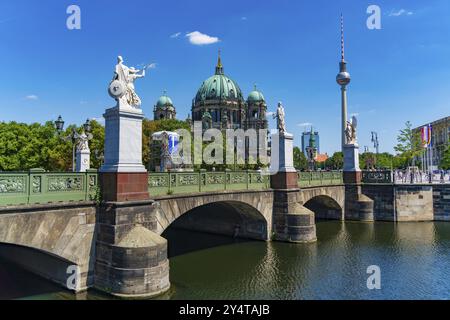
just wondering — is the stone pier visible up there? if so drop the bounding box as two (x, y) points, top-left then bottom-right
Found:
(271, 132), (317, 243)
(95, 103), (170, 298)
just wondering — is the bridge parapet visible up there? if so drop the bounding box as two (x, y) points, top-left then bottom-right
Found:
(298, 171), (343, 187)
(148, 171), (270, 197)
(0, 169), (98, 206)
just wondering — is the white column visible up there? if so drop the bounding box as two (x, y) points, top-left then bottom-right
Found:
(100, 106), (146, 173)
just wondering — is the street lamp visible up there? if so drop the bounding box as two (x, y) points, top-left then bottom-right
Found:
(54, 116), (93, 172)
(371, 131), (379, 169)
(55, 115), (65, 134)
(83, 119), (92, 133)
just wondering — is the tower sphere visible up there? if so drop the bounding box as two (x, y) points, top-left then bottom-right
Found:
(336, 71), (351, 86)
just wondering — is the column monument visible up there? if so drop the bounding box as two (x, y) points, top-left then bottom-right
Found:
(270, 102), (317, 243)
(95, 56), (170, 298)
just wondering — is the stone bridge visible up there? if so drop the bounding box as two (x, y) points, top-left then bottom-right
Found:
(1, 177), (449, 299)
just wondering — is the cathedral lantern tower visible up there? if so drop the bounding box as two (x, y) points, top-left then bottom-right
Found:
(247, 84), (268, 130)
(153, 91), (177, 120)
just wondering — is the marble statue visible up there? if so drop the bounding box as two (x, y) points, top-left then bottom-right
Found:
(108, 56), (146, 108)
(345, 115), (358, 145)
(76, 131), (92, 152)
(273, 102), (286, 134)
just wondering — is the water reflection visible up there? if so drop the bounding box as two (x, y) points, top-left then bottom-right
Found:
(1, 221), (450, 300)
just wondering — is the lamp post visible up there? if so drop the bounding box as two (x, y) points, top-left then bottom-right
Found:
(371, 131), (379, 168)
(55, 116), (93, 172)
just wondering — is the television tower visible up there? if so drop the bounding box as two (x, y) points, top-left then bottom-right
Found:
(336, 14), (351, 151)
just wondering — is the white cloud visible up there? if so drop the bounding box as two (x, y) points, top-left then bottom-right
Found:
(297, 122), (312, 127)
(266, 111), (275, 117)
(185, 31), (220, 45)
(170, 32), (181, 38)
(241, 17), (247, 21)
(350, 113), (359, 117)
(389, 9), (413, 17)
(25, 95), (38, 101)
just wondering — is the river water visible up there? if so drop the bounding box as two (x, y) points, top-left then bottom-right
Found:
(1, 221), (450, 300)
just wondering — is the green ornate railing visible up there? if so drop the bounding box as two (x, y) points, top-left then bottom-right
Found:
(0, 169), (99, 206)
(362, 171), (393, 184)
(0, 169), (346, 206)
(148, 171), (270, 197)
(297, 171), (343, 187)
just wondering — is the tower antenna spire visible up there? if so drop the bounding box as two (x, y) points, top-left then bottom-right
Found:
(341, 13), (345, 62)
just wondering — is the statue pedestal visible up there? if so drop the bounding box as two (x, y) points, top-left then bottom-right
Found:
(343, 144), (374, 221)
(76, 149), (90, 172)
(270, 132), (316, 243)
(343, 144), (361, 184)
(99, 106), (149, 202)
(343, 143), (360, 172)
(270, 132), (297, 189)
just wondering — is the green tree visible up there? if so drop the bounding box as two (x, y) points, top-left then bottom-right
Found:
(325, 152), (343, 170)
(394, 121), (423, 167)
(293, 147), (307, 170)
(0, 120), (105, 172)
(441, 146), (450, 170)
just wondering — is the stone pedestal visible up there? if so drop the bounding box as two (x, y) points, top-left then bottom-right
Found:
(76, 149), (90, 172)
(100, 106), (146, 173)
(95, 201), (170, 298)
(343, 143), (360, 172)
(270, 132), (317, 243)
(99, 106), (149, 202)
(342, 144), (374, 221)
(272, 190), (317, 243)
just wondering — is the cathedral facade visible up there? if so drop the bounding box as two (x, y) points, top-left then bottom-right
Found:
(192, 53), (268, 131)
(153, 53), (269, 133)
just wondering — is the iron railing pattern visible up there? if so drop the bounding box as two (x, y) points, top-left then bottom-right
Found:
(297, 171), (343, 187)
(0, 170), (347, 206)
(362, 171), (393, 184)
(148, 171), (270, 196)
(0, 169), (98, 206)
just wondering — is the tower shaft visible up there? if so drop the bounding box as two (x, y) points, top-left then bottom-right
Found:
(341, 85), (348, 150)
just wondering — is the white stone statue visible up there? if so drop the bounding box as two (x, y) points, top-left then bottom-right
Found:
(108, 56), (146, 108)
(273, 102), (286, 134)
(76, 131), (92, 152)
(345, 115), (358, 145)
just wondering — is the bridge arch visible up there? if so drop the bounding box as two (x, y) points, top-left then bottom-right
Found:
(301, 186), (345, 220)
(154, 191), (274, 241)
(0, 203), (96, 291)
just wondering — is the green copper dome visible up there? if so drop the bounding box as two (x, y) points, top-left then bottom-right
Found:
(156, 94), (173, 108)
(194, 54), (244, 105)
(247, 86), (265, 103)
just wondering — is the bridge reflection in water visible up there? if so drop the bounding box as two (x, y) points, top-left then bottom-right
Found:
(1, 221), (450, 300)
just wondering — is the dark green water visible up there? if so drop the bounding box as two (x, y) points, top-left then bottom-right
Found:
(1, 221), (450, 300)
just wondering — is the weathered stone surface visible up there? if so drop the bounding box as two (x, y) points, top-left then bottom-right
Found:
(94, 200), (170, 298)
(154, 190), (274, 240)
(395, 186), (433, 222)
(0, 202), (97, 291)
(434, 185), (450, 221)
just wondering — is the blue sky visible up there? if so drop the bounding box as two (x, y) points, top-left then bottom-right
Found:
(0, 0), (449, 154)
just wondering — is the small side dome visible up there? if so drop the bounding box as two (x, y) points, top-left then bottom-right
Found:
(156, 94), (174, 108)
(247, 85), (265, 103)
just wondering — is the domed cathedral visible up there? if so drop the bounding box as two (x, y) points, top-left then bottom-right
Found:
(191, 51), (268, 131)
(246, 85), (268, 130)
(153, 91), (177, 120)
